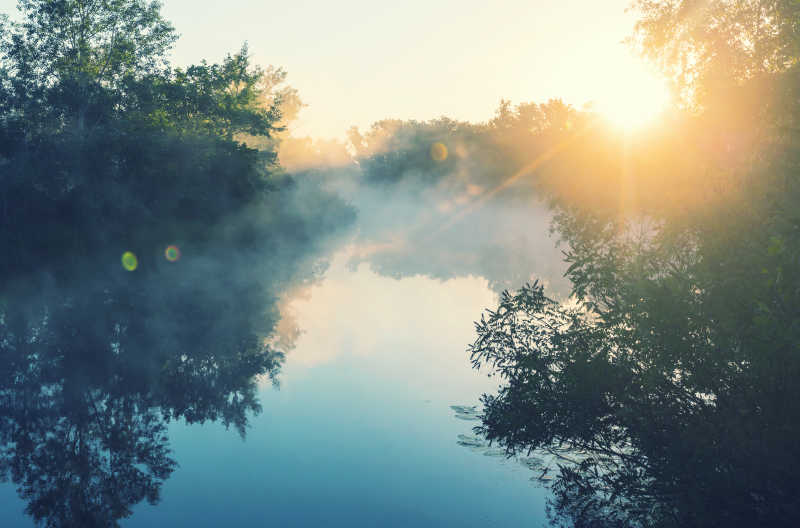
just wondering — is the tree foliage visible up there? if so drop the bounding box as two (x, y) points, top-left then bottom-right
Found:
(471, 2), (800, 526)
(631, 0), (800, 106)
(0, 1), (353, 525)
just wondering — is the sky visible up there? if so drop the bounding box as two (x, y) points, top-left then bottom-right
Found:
(0, 0), (666, 138)
(160, 0), (662, 138)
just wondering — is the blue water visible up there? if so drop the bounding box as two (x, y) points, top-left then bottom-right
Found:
(0, 259), (551, 527)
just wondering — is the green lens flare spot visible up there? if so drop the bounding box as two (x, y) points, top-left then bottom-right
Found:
(430, 142), (448, 162)
(121, 251), (138, 271)
(165, 245), (181, 262)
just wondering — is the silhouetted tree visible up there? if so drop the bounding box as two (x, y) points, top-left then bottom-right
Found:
(0, 1), (353, 525)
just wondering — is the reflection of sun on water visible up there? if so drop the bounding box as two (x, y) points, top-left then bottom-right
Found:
(592, 60), (670, 131)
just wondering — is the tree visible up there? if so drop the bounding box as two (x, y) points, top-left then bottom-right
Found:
(1, 0), (176, 135)
(0, 1), (354, 525)
(470, 2), (800, 526)
(631, 0), (800, 107)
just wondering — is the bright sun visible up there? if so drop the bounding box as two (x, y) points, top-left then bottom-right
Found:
(592, 61), (671, 131)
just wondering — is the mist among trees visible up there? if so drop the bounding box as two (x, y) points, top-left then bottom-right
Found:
(1, 0), (799, 527)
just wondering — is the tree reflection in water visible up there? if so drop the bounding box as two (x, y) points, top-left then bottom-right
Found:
(0, 278), (287, 526)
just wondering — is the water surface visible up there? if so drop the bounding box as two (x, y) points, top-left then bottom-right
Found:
(1, 255), (551, 527)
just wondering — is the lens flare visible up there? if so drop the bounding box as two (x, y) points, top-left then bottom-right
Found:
(430, 142), (448, 162)
(121, 251), (138, 271)
(165, 245), (181, 262)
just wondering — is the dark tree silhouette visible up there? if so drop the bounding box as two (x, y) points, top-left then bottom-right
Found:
(0, 1), (354, 525)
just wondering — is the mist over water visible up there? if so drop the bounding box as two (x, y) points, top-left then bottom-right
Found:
(285, 116), (571, 296)
(4, 0), (800, 525)
(0, 2), (588, 525)
(0, 124), (568, 526)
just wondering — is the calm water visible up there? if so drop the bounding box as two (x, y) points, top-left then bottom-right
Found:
(0, 254), (551, 527)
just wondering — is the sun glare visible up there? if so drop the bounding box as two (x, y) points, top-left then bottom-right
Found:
(593, 62), (671, 132)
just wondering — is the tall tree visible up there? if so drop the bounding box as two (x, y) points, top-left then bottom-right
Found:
(470, 2), (800, 526)
(0, 1), (354, 525)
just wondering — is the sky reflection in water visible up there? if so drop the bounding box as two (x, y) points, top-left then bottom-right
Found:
(132, 254), (549, 526)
